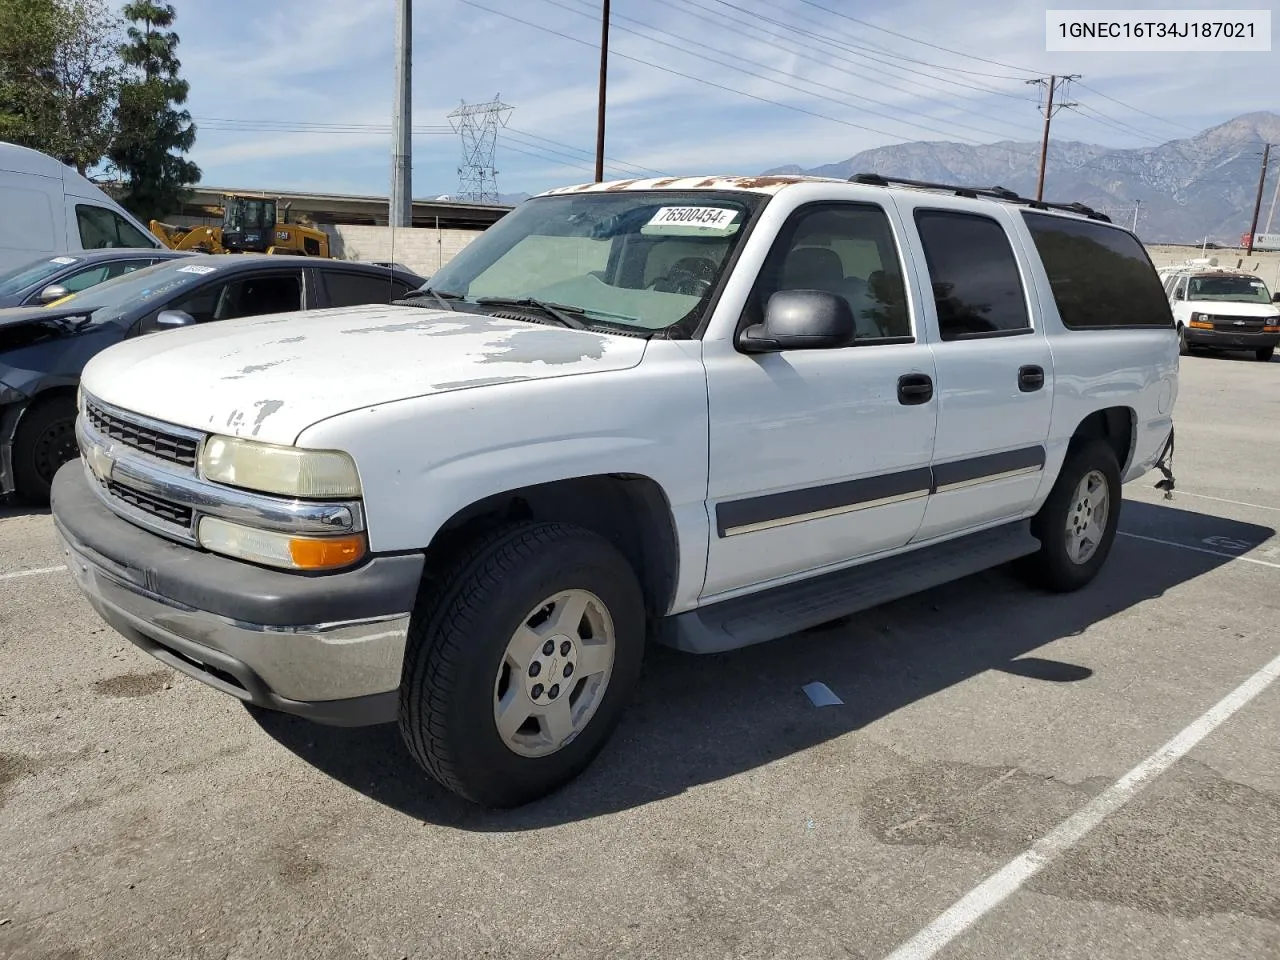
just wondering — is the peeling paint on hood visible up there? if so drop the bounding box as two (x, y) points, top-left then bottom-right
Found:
(78, 303), (649, 445)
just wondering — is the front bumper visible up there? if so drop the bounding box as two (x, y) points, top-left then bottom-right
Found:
(1184, 326), (1280, 349)
(51, 460), (424, 726)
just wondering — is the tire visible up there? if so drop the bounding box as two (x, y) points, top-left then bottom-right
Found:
(1023, 438), (1122, 593)
(398, 521), (646, 808)
(11, 396), (79, 506)
(1177, 325), (1190, 356)
(1257, 346), (1274, 362)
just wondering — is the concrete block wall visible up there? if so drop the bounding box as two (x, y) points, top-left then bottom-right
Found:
(323, 225), (482, 278)
(1146, 244), (1280, 291)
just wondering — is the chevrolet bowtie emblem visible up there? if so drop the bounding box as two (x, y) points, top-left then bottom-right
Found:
(86, 444), (113, 481)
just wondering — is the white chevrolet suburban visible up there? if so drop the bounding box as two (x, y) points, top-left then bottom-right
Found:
(50, 174), (1180, 808)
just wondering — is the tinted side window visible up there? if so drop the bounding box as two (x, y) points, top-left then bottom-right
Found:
(753, 202), (912, 340)
(915, 210), (1031, 340)
(1022, 212), (1174, 329)
(168, 273), (302, 323)
(59, 259), (151, 294)
(322, 271), (412, 308)
(76, 205), (156, 249)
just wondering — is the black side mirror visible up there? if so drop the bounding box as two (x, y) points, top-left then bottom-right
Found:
(35, 283), (69, 304)
(140, 309), (197, 335)
(1272, 292), (1280, 303)
(739, 289), (857, 354)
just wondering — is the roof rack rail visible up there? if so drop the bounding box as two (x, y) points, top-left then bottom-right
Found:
(848, 172), (1112, 224)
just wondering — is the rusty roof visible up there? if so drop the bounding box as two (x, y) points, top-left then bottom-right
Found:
(537, 174), (847, 197)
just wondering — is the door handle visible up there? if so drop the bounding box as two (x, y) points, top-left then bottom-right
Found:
(1018, 365), (1045, 392)
(897, 373), (934, 405)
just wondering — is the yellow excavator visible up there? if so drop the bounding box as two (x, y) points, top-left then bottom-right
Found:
(149, 193), (331, 257)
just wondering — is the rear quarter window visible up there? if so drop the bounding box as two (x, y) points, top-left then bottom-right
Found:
(321, 270), (414, 307)
(1022, 213), (1174, 330)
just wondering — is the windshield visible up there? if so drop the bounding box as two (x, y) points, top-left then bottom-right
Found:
(0, 256), (82, 297)
(45, 258), (220, 322)
(1188, 275), (1273, 304)
(224, 199), (275, 233)
(424, 191), (765, 334)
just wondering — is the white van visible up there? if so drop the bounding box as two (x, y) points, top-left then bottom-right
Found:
(0, 142), (162, 273)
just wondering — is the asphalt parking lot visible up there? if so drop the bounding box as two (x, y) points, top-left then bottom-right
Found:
(2, 353), (1278, 960)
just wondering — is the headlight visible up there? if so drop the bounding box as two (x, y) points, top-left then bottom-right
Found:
(198, 516), (366, 571)
(199, 435), (361, 498)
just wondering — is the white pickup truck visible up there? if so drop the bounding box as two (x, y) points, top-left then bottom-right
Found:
(51, 174), (1179, 807)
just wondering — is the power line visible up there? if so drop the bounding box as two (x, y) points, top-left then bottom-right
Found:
(504, 127), (668, 176)
(455, 0), (989, 146)
(664, 0), (1037, 103)
(191, 115), (665, 177)
(533, 0), (1016, 144)
(1073, 82), (1205, 137)
(637, 0), (1040, 139)
(789, 0), (1041, 77)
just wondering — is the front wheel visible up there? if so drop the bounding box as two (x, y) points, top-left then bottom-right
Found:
(1177, 325), (1190, 356)
(1256, 346), (1274, 362)
(398, 521), (646, 807)
(12, 396), (79, 505)
(1023, 439), (1122, 593)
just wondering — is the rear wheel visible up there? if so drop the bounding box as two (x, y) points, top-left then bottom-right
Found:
(12, 396), (78, 506)
(1256, 346), (1274, 362)
(398, 521), (645, 807)
(1023, 438), (1122, 593)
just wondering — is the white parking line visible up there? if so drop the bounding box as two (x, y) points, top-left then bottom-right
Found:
(1118, 531), (1280, 570)
(1174, 490), (1280, 514)
(882, 648), (1280, 960)
(0, 565), (66, 582)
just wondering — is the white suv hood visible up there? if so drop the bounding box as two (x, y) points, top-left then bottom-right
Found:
(79, 304), (649, 445)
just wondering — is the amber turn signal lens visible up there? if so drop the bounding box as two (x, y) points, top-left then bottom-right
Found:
(288, 534), (367, 570)
(1264, 325), (1280, 333)
(1188, 320), (1213, 329)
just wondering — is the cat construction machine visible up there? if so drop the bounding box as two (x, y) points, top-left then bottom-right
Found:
(149, 194), (331, 257)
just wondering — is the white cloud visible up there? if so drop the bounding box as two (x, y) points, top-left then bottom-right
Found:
(157, 0), (1277, 195)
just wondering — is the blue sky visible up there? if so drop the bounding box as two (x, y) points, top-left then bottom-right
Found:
(151, 0), (1277, 198)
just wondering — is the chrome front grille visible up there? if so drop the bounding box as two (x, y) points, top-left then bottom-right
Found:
(103, 477), (194, 528)
(76, 392), (366, 547)
(85, 399), (199, 468)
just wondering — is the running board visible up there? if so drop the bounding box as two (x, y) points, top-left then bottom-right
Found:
(656, 520), (1041, 654)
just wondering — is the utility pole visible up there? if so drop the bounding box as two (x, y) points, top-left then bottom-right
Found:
(1131, 200), (1141, 233)
(1265, 154), (1280, 235)
(1027, 74), (1078, 202)
(390, 0), (413, 228)
(1245, 143), (1270, 256)
(595, 0), (610, 183)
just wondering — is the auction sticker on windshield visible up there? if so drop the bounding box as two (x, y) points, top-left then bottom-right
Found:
(177, 265), (217, 275)
(51, 257), (79, 265)
(642, 206), (740, 236)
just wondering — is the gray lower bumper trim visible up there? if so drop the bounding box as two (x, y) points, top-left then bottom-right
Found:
(60, 531), (404, 725)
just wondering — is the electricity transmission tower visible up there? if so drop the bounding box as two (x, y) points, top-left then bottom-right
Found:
(447, 96), (513, 202)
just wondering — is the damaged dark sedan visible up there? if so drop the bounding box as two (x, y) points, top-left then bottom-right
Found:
(0, 254), (423, 503)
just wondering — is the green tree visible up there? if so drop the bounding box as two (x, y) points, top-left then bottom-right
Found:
(107, 0), (200, 221)
(0, 0), (121, 173)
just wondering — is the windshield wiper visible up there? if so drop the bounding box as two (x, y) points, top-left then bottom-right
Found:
(397, 287), (463, 311)
(475, 296), (589, 330)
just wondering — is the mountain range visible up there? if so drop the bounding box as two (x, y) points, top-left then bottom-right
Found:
(762, 112), (1280, 245)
